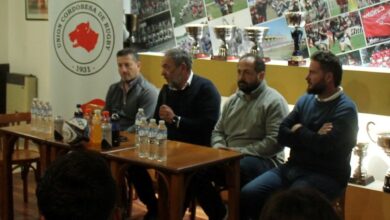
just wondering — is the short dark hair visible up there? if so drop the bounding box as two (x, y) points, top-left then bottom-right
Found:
(116, 47), (139, 61)
(164, 48), (192, 71)
(259, 188), (340, 220)
(311, 51), (342, 87)
(36, 150), (116, 220)
(239, 53), (266, 73)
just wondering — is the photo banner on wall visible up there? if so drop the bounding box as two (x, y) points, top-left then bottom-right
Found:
(49, 0), (123, 118)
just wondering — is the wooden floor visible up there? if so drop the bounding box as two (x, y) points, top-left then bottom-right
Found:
(10, 172), (208, 220)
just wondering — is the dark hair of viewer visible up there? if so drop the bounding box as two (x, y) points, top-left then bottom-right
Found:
(259, 188), (341, 220)
(36, 150), (116, 220)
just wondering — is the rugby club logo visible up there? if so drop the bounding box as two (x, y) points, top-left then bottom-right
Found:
(53, 1), (115, 76)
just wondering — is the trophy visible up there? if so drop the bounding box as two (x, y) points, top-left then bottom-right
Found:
(244, 26), (270, 62)
(285, 11), (306, 66)
(124, 14), (140, 48)
(185, 24), (209, 59)
(349, 143), (375, 185)
(367, 121), (390, 192)
(212, 25), (236, 61)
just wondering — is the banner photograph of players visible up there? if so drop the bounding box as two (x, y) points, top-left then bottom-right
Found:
(248, 0), (299, 25)
(360, 1), (390, 45)
(300, 0), (330, 24)
(361, 41), (390, 67)
(327, 0), (359, 16)
(357, 0), (385, 8)
(337, 50), (362, 66)
(306, 11), (366, 55)
(205, 0), (248, 20)
(138, 0), (170, 19)
(170, 0), (207, 27)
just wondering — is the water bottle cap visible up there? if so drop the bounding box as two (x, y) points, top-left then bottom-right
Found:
(103, 111), (110, 117)
(138, 108), (144, 112)
(150, 118), (156, 123)
(159, 120), (165, 125)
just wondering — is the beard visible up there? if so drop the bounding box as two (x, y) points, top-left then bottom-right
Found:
(238, 81), (260, 94)
(167, 73), (184, 90)
(168, 78), (182, 90)
(307, 80), (327, 95)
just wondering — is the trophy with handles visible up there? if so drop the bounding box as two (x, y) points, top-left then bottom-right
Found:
(244, 26), (270, 62)
(349, 143), (375, 185)
(285, 11), (306, 66)
(185, 24), (209, 59)
(212, 25), (236, 61)
(367, 121), (390, 192)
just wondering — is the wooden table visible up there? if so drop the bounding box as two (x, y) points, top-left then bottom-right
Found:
(104, 136), (242, 220)
(0, 125), (242, 220)
(1, 124), (52, 220)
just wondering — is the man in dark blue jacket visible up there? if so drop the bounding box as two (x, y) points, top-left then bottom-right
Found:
(155, 48), (221, 146)
(240, 50), (358, 220)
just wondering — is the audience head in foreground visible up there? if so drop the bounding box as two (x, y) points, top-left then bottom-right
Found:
(36, 150), (116, 220)
(259, 188), (341, 220)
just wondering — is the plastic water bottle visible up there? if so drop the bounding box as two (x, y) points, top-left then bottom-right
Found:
(45, 102), (53, 135)
(101, 111), (112, 149)
(147, 118), (158, 160)
(74, 104), (83, 118)
(156, 120), (167, 162)
(36, 101), (44, 132)
(83, 108), (92, 135)
(30, 98), (38, 131)
(138, 117), (148, 158)
(54, 115), (64, 141)
(41, 102), (48, 133)
(111, 113), (120, 147)
(135, 108), (145, 147)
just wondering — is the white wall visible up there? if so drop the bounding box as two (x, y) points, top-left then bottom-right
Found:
(0, 0), (9, 63)
(7, 0), (51, 101)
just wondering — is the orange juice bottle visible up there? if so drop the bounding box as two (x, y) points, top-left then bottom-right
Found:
(90, 109), (102, 147)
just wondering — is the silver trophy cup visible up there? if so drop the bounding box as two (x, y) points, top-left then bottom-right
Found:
(285, 11), (306, 66)
(212, 25), (236, 60)
(244, 26), (270, 62)
(367, 121), (390, 192)
(185, 24), (208, 58)
(349, 143), (374, 185)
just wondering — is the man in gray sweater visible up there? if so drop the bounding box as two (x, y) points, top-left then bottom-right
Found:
(190, 53), (289, 220)
(104, 48), (159, 220)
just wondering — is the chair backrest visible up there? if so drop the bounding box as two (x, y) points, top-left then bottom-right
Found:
(0, 112), (31, 150)
(0, 112), (31, 127)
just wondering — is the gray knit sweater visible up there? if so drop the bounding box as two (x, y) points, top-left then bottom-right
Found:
(211, 81), (289, 164)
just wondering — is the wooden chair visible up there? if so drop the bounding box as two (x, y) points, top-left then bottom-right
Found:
(332, 189), (346, 220)
(0, 112), (41, 203)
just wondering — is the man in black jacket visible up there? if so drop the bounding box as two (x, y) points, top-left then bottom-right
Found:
(155, 48), (221, 146)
